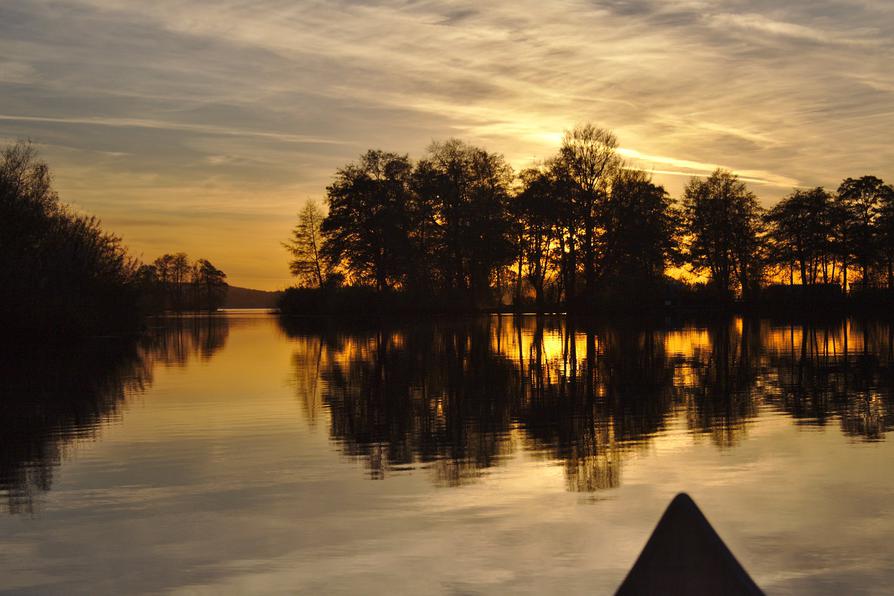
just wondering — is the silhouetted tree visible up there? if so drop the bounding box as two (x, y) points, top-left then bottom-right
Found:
(876, 181), (894, 289)
(169, 253), (190, 310)
(0, 142), (141, 334)
(543, 157), (580, 307)
(279, 130), (894, 313)
(285, 200), (328, 287)
(765, 187), (834, 286)
(405, 164), (440, 296)
(321, 150), (413, 291)
(599, 169), (679, 293)
(153, 253), (185, 310)
(838, 176), (890, 288)
(147, 253), (228, 311)
(556, 124), (622, 303)
(682, 169), (764, 299)
(513, 167), (563, 310)
(415, 140), (515, 305)
(192, 259), (228, 311)
(152, 254), (176, 309)
(152, 254), (173, 299)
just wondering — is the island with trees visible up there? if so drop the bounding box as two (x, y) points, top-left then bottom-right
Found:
(281, 123), (894, 315)
(3, 122), (892, 334)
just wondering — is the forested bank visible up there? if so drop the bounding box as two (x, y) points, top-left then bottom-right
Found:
(137, 253), (228, 313)
(0, 143), (228, 337)
(281, 123), (894, 315)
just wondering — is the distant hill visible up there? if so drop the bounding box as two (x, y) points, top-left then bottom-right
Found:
(224, 286), (283, 309)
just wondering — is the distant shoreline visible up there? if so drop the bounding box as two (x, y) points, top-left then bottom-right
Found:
(275, 283), (894, 319)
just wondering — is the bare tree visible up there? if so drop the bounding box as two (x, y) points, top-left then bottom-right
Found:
(285, 200), (328, 288)
(556, 123), (622, 303)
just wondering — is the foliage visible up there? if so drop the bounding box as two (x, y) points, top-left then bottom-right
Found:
(765, 188), (835, 286)
(555, 124), (623, 301)
(141, 253), (228, 311)
(837, 176), (894, 288)
(877, 186), (894, 289)
(416, 139), (516, 304)
(599, 169), (680, 291)
(0, 142), (142, 335)
(192, 259), (228, 311)
(513, 167), (563, 308)
(281, 126), (894, 313)
(321, 150), (414, 291)
(682, 169), (764, 299)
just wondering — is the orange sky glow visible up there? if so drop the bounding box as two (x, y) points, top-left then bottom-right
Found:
(1, 1), (891, 289)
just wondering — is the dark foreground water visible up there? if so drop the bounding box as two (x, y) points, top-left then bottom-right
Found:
(2, 313), (893, 594)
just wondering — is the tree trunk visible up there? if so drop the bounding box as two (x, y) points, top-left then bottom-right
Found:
(566, 241), (577, 310)
(887, 255), (893, 290)
(843, 260), (848, 293)
(584, 215), (594, 304)
(535, 283), (545, 314)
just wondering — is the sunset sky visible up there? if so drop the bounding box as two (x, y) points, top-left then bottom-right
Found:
(2, 0), (892, 289)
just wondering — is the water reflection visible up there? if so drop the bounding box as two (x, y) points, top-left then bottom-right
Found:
(283, 318), (520, 486)
(147, 315), (230, 366)
(282, 316), (894, 491)
(0, 316), (229, 514)
(764, 321), (894, 440)
(4, 315), (893, 514)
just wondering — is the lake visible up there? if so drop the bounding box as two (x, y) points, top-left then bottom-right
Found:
(1, 313), (893, 594)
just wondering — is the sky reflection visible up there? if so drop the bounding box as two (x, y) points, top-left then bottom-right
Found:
(2, 314), (894, 594)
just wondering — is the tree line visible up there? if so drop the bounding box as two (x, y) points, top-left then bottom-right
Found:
(284, 123), (894, 312)
(1, 142), (228, 335)
(137, 253), (228, 312)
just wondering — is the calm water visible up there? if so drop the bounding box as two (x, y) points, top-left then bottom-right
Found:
(2, 313), (894, 594)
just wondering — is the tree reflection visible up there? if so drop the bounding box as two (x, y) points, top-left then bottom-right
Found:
(285, 318), (519, 485)
(283, 315), (894, 491)
(145, 315), (230, 366)
(764, 319), (894, 440)
(678, 319), (762, 448)
(0, 316), (229, 514)
(513, 318), (676, 491)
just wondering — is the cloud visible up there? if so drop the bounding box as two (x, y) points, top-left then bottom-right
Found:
(0, 114), (347, 146)
(618, 148), (800, 187)
(706, 12), (877, 46)
(1, 0), (891, 288)
(0, 61), (38, 84)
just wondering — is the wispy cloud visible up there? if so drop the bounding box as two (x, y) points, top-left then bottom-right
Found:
(0, 114), (346, 145)
(1, 0), (891, 288)
(706, 12), (880, 47)
(0, 60), (38, 84)
(618, 148), (800, 187)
